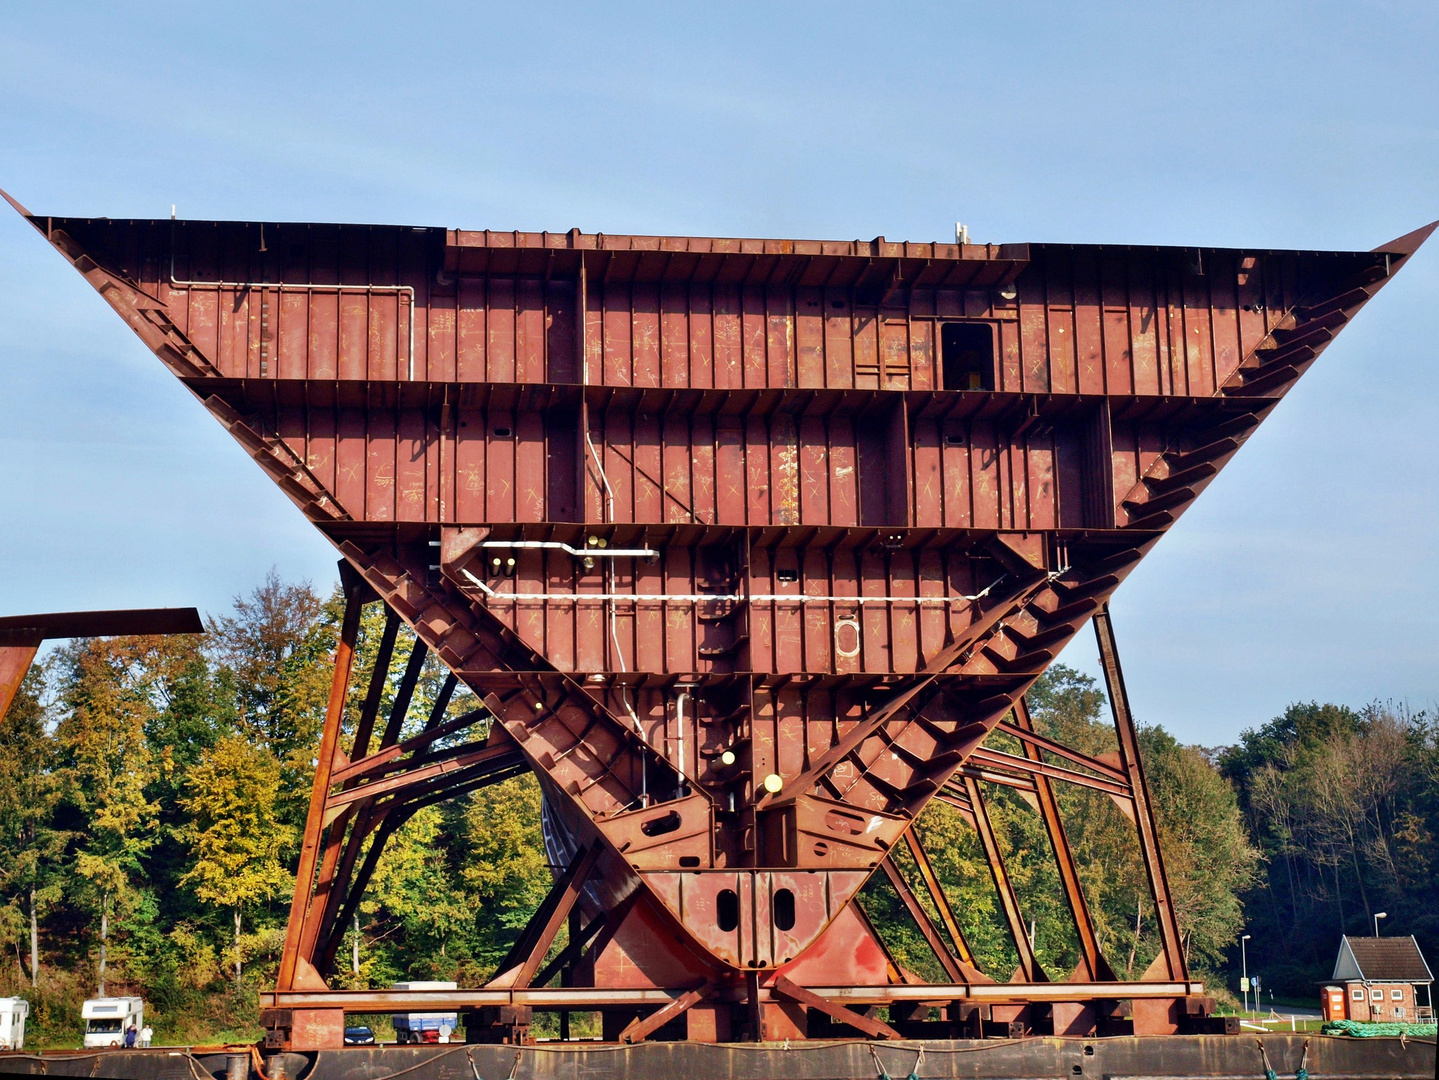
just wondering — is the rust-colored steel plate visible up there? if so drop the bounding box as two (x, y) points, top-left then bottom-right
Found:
(0, 607), (205, 639)
(0, 606), (205, 721)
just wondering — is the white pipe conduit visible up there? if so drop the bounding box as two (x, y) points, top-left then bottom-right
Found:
(459, 568), (1001, 606)
(480, 540), (659, 558)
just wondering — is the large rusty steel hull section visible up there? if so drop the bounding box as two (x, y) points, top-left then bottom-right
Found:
(12, 191), (1431, 1044)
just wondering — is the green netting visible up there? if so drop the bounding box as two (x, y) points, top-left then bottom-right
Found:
(1322, 1018), (1438, 1037)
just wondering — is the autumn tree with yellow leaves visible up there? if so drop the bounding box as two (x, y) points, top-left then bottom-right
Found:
(177, 737), (295, 986)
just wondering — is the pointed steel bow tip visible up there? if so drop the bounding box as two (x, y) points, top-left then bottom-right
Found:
(1375, 220), (1439, 256)
(0, 185), (36, 219)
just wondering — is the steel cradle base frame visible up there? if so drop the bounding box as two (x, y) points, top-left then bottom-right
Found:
(260, 577), (1215, 1049)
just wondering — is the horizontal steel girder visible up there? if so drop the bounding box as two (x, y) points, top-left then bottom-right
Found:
(260, 979), (1205, 1011)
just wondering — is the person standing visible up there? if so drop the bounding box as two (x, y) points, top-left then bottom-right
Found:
(124, 1024), (137, 1048)
(140, 1025), (153, 1048)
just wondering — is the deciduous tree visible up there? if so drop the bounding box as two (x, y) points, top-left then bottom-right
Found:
(0, 664), (67, 985)
(177, 736), (296, 985)
(55, 637), (165, 994)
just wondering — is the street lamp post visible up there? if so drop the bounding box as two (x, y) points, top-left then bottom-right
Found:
(1241, 934), (1252, 1017)
(1374, 912), (1388, 937)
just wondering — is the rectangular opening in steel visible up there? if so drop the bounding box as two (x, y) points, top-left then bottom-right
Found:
(941, 321), (996, 390)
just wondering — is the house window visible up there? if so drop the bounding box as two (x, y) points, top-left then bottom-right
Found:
(1370, 987), (1383, 1001)
(940, 322), (995, 391)
(1391, 989), (1404, 1001)
(1352, 988), (1364, 1001)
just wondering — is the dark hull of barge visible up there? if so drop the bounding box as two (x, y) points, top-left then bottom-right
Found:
(4, 1035), (1436, 1080)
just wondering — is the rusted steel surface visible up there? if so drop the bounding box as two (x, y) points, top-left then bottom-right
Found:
(0, 637), (40, 723)
(0, 607), (204, 721)
(0, 608), (204, 637)
(10, 189), (1432, 1045)
(4, 1035), (1435, 1080)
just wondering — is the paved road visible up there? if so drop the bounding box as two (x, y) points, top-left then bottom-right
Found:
(1242, 1007), (1323, 1024)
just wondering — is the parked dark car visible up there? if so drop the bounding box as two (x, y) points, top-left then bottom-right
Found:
(343, 1026), (375, 1046)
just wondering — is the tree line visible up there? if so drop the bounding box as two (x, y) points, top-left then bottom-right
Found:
(0, 571), (1434, 1043)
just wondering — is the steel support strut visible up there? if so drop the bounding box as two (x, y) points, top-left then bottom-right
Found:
(277, 566), (368, 993)
(490, 843), (602, 989)
(277, 564), (533, 994)
(1093, 605), (1187, 982)
(1012, 696), (1116, 981)
(961, 775), (1045, 982)
(901, 828), (979, 969)
(879, 855), (968, 983)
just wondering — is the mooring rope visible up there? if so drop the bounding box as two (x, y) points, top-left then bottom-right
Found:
(869, 1042), (925, 1080)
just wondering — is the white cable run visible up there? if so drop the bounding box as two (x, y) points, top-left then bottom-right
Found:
(459, 568), (1001, 606)
(480, 540), (658, 558)
(570, 431), (645, 747)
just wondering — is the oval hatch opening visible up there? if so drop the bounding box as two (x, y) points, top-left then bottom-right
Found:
(717, 889), (740, 932)
(773, 888), (796, 931)
(640, 810), (682, 837)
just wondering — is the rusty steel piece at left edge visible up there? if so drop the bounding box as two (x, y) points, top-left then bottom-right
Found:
(0, 608), (205, 718)
(6, 185), (1431, 1047)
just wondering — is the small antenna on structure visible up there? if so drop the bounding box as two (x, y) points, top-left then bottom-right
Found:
(955, 222), (971, 245)
(171, 204), (176, 220)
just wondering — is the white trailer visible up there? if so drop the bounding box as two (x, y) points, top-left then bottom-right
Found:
(0, 998), (27, 1050)
(81, 997), (143, 1048)
(390, 982), (458, 1044)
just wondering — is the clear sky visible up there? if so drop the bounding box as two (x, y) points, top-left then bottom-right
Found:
(1, 2), (1435, 747)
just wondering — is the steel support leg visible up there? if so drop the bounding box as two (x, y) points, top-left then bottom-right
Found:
(490, 843), (602, 989)
(276, 565), (367, 992)
(879, 854), (968, 983)
(962, 774), (1045, 983)
(1012, 695), (1116, 981)
(0, 635), (41, 722)
(902, 828), (980, 970)
(1093, 605), (1187, 982)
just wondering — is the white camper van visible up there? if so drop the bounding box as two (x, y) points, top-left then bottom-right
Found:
(0, 998), (28, 1050)
(81, 997), (144, 1048)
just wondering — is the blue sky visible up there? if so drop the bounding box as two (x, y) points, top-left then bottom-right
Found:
(1, 2), (1435, 745)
